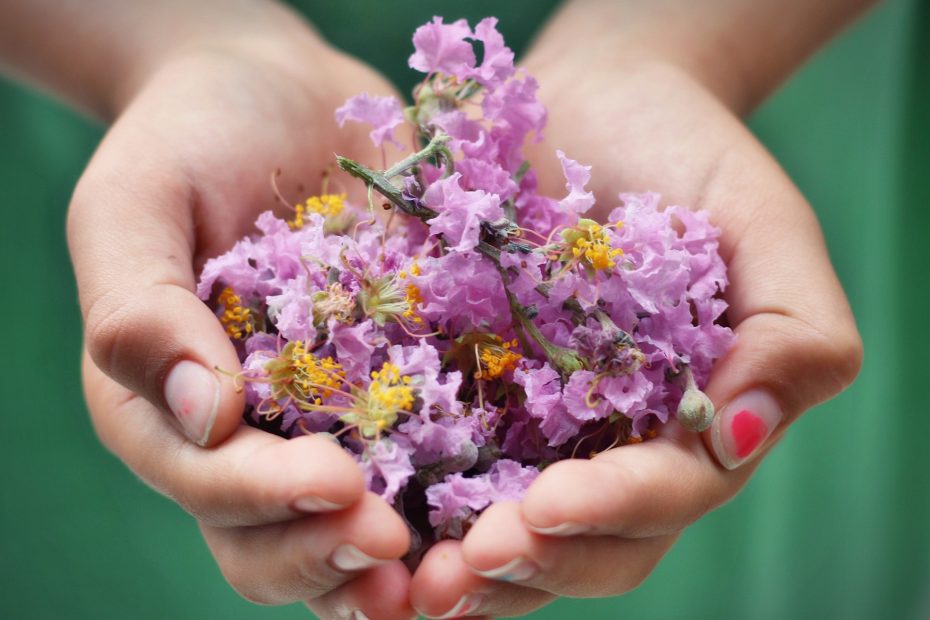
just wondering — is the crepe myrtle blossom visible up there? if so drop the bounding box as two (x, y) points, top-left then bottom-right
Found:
(198, 17), (733, 548)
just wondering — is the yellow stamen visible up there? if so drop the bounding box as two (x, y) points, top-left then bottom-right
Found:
(218, 287), (253, 339)
(289, 193), (347, 230)
(403, 283), (424, 324)
(355, 362), (415, 437)
(289, 342), (345, 400)
(571, 222), (623, 271)
(478, 337), (522, 379)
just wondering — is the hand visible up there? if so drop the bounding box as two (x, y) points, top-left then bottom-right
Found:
(68, 19), (416, 619)
(407, 58), (862, 620)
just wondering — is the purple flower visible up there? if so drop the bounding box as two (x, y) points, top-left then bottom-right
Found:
(482, 73), (546, 170)
(411, 251), (510, 333)
(359, 439), (415, 504)
(387, 341), (463, 414)
(597, 373), (653, 419)
(266, 274), (315, 343)
(408, 17), (476, 78)
(556, 150), (595, 215)
(456, 158), (518, 201)
(467, 18), (515, 89)
(329, 319), (376, 382)
(561, 370), (613, 421)
(513, 362), (583, 447)
(197, 17), (736, 548)
(424, 173), (503, 252)
(398, 415), (478, 469)
(335, 93), (406, 149)
(426, 459), (539, 537)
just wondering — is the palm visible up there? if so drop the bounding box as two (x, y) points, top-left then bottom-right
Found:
(107, 47), (396, 265)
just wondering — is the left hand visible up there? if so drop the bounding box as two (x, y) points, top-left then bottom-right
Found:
(406, 50), (862, 620)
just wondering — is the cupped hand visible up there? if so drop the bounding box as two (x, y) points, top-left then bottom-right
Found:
(408, 58), (863, 619)
(69, 22), (415, 620)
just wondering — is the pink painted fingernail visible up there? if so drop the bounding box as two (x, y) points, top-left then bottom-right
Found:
(329, 544), (386, 572)
(527, 521), (590, 537)
(711, 389), (783, 470)
(164, 360), (220, 446)
(474, 556), (539, 583)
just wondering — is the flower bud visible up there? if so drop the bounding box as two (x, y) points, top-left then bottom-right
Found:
(676, 387), (716, 432)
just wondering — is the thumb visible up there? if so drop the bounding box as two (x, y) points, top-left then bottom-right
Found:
(701, 191), (863, 470)
(68, 139), (244, 447)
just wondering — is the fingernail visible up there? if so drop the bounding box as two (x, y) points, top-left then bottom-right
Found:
(349, 611), (369, 620)
(330, 544), (386, 572)
(527, 521), (589, 536)
(292, 495), (347, 513)
(164, 360), (220, 446)
(711, 389), (783, 470)
(474, 556), (539, 582)
(425, 593), (484, 619)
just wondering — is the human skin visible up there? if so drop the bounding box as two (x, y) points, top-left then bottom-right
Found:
(2, 1), (419, 617)
(407, 0), (870, 617)
(0, 0), (869, 618)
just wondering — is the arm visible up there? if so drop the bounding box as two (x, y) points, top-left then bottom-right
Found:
(0, 0), (317, 119)
(525, 0), (877, 114)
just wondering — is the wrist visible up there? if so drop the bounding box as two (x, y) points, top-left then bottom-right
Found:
(525, 0), (877, 116)
(108, 2), (327, 119)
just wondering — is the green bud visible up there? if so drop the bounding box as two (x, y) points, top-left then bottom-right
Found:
(676, 387), (715, 432)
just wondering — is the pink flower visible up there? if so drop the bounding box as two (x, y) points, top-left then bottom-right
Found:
(557, 150), (595, 215)
(359, 439), (415, 503)
(335, 92), (405, 148)
(426, 460), (539, 537)
(423, 173), (503, 252)
(408, 17), (476, 78)
(467, 17), (515, 89)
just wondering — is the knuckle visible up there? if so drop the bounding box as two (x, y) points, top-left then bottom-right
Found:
(295, 558), (334, 600)
(620, 559), (656, 594)
(222, 569), (277, 606)
(799, 318), (864, 396)
(827, 327), (864, 390)
(66, 171), (102, 240)
(206, 531), (280, 606)
(83, 289), (135, 376)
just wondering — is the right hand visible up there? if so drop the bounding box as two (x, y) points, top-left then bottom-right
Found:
(69, 18), (415, 619)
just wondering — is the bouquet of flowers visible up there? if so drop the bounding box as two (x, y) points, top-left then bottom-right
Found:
(197, 17), (734, 550)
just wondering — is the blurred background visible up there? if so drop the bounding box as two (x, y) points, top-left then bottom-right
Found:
(1, 0), (927, 618)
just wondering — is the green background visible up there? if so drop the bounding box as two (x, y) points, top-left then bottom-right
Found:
(1, 0), (927, 618)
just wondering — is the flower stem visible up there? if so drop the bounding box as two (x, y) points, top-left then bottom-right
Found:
(383, 133), (453, 179)
(500, 273), (585, 377)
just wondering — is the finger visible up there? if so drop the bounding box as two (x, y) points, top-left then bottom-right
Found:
(409, 539), (554, 619)
(84, 351), (365, 526)
(462, 502), (677, 599)
(67, 123), (246, 447)
(202, 493), (411, 606)
(520, 431), (752, 538)
(306, 560), (417, 620)
(693, 143), (863, 470)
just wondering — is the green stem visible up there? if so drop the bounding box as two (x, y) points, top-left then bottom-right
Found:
(383, 133), (452, 179)
(336, 156), (437, 219)
(499, 270), (584, 378)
